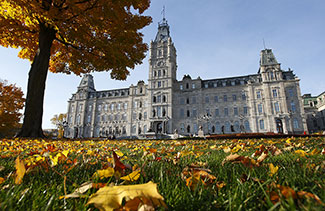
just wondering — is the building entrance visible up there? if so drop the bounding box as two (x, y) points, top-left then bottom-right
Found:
(276, 119), (283, 133)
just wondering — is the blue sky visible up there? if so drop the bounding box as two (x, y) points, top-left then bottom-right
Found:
(1, 0), (325, 129)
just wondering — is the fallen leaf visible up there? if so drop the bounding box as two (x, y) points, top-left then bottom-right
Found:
(87, 181), (166, 211)
(113, 151), (127, 173)
(92, 167), (115, 179)
(269, 163), (279, 177)
(15, 156), (26, 185)
(297, 190), (323, 204)
(60, 181), (93, 199)
(257, 152), (268, 163)
(0, 177), (5, 184)
(120, 170), (141, 182)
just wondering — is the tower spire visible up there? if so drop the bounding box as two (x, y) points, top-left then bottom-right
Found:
(161, 5), (166, 20)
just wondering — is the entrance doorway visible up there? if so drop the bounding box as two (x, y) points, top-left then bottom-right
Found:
(156, 122), (162, 134)
(276, 119), (283, 133)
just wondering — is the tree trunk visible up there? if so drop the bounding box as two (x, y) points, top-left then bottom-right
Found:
(16, 23), (56, 138)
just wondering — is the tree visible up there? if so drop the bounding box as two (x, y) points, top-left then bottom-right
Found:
(50, 113), (67, 138)
(0, 80), (25, 137)
(0, 0), (152, 138)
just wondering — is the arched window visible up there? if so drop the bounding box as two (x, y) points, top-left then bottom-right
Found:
(186, 98), (189, 104)
(234, 121), (240, 132)
(154, 71), (157, 77)
(186, 83), (189, 89)
(162, 108), (166, 117)
(212, 125), (216, 133)
(186, 110), (190, 117)
(163, 95), (167, 102)
(187, 125), (191, 133)
(152, 109), (156, 117)
(225, 122), (231, 133)
(153, 96), (156, 103)
(216, 122), (221, 133)
(244, 120), (250, 132)
(163, 70), (166, 76)
(138, 113), (142, 120)
(158, 70), (161, 77)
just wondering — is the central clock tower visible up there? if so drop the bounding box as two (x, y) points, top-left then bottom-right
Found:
(148, 18), (177, 134)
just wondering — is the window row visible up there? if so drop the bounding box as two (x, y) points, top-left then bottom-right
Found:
(179, 107), (249, 118)
(180, 93), (247, 105)
(179, 120), (251, 134)
(152, 106), (167, 118)
(153, 95), (167, 103)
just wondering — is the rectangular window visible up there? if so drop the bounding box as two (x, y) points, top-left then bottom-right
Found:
(192, 96), (196, 104)
(88, 105), (92, 112)
(192, 109), (197, 117)
(256, 91), (261, 99)
(242, 93), (246, 101)
(180, 98), (185, 105)
(79, 104), (83, 113)
(124, 103), (128, 110)
(234, 107), (238, 116)
(180, 84), (183, 90)
(291, 102), (296, 113)
(214, 96), (218, 103)
(158, 81), (161, 87)
(157, 95), (161, 103)
(232, 94), (237, 101)
(258, 104), (263, 114)
(293, 119), (299, 129)
(205, 96), (209, 103)
(274, 102), (280, 113)
(224, 108), (228, 116)
(272, 89), (278, 98)
(117, 103), (121, 110)
(98, 105), (102, 112)
(71, 105), (74, 113)
(192, 83), (196, 89)
(259, 119), (265, 130)
(104, 104), (108, 112)
(180, 108), (184, 118)
(223, 95), (227, 102)
(288, 88), (294, 97)
(215, 108), (219, 116)
(157, 107), (161, 117)
(243, 106), (248, 115)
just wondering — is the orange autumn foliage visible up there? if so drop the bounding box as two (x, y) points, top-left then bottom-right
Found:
(0, 0), (152, 80)
(0, 80), (24, 136)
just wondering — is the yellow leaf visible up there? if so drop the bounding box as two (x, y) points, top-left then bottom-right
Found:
(15, 156), (26, 184)
(62, 150), (69, 157)
(295, 150), (307, 157)
(115, 150), (124, 157)
(120, 170), (141, 182)
(0, 177), (5, 184)
(93, 167), (115, 179)
(87, 181), (165, 211)
(269, 163), (279, 177)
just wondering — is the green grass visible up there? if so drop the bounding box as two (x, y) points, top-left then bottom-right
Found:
(0, 137), (324, 210)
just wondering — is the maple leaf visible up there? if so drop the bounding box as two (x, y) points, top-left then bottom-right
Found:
(87, 181), (166, 211)
(269, 163), (279, 177)
(15, 156), (26, 184)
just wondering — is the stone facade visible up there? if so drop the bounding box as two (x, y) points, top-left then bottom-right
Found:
(302, 92), (325, 133)
(65, 19), (307, 138)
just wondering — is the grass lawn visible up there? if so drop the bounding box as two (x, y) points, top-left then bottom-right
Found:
(0, 137), (324, 210)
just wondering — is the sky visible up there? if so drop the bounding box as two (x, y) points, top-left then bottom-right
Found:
(1, 0), (325, 129)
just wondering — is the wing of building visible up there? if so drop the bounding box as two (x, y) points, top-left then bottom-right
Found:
(65, 18), (307, 138)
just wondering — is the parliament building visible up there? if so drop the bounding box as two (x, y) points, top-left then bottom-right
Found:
(65, 18), (307, 138)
